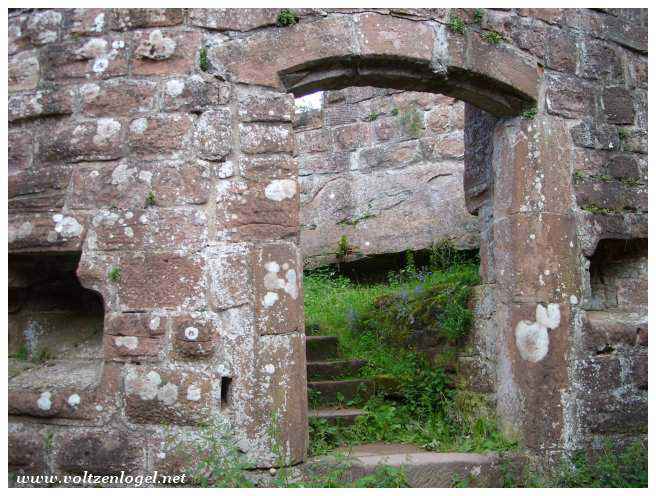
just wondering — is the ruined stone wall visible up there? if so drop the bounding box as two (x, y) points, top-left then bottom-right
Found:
(295, 87), (478, 267)
(7, 7), (648, 478)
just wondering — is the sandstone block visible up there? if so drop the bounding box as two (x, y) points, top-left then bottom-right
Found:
(124, 366), (214, 425)
(128, 113), (193, 157)
(80, 79), (157, 117)
(191, 109), (232, 161)
(240, 123), (294, 154)
(8, 51), (40, 92)
(40, 118), (124, 163)
(131, 29), (200, 76)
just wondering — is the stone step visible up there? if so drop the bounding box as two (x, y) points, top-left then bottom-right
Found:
(308, 407), (365, 426)
(306, 335), (340, 362)
(308, 378), (375, 405)
(303, 443), (526, 487)
(307, 359), (367, 380)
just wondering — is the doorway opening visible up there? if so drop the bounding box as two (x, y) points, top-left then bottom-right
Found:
(296, 86), (509, 457)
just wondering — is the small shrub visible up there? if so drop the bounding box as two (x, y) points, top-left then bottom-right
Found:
(145, 191), (156, 207)
(365, 111), (380, 122)
(336, 235), (356, 259)
(449, 15), (466, 34)
(473, 9), (485, 23)
(277, 9), (299, 27)
(108, 267), (121, 283)
(199, 47), (208, 72)
(11, 344), (29, 361)
(521, 105), (537, 119)
(482, 30), (503, 45)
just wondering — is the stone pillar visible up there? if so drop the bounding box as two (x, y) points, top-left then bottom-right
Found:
(488, 114), (583, 455)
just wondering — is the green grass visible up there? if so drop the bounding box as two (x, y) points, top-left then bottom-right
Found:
(503, 439), (648, 488)
(305, 243), (517, 457)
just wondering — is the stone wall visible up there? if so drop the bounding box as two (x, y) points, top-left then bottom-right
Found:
(295, 87), (478, 267)
(7, 7), (648, 479)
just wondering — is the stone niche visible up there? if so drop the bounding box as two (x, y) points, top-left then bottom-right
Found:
(8, 252), (105, 420)
(586, 238), (647, 313)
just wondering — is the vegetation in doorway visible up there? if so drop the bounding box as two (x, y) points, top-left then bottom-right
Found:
(335, 235), (358, 260)
(305, 242), (517, 457)
(277, 9), (300, 27)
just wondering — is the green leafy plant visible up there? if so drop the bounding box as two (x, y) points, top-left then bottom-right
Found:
(473, 9), (485, 23)
(336, 235), (357, 260)
(521, 105), (537, 119)
(390, 107), (399, 116)
(365, 111), (380, 122)
(108, 266), (121, 283)
(199, 47), (209, 72)
(277, 9), (299, 27)
(11, 344), (29, 361)
(449, 14), (466, 34)
(145, 191), (156, 207)
(482, 30), (504, 45)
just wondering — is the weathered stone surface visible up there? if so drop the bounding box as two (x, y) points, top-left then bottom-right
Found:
(42, 35), (129, 81)
(8, 85), (75, 122)
(128, 113), (193, 157)
(55, 431), (144, 475)
(603, 86), (635, 124)
(25, 10), (62, 45)
(240, 123), (294, 155)
(161, 74), (230, 112)
(253, 243), (303, 335)
(216, 177), (299, 242)
(131, 29), (200, 76)
(40, 118), (124, 163)
(171, 315), (218, 359)
(8, 428), (47, 474)
(8, 50), (40, 92)
(80, 79), (157, 117)
(109, 8), (184, 30)
(124, 365), (214, 424)
(191, 109), (232, 160)
(116, 252), (205, 311)
(6, 7), (650, 475)
(189, 8), (278, 31)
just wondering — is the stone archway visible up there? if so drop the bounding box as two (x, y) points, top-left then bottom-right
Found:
(208, 11), (581, 461)
(8, 9), (646, 477)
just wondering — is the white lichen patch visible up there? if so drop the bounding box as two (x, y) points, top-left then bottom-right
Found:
(184, 326), (199, 341)
(515, 303), (561, 363)
(37, 391), (52, 411)
(263, 291), (279, 308)
(264, 364), (275, 375)
(53, 214), (82, 238)
(68, 393), (81, 408)
(114, 336), (139, 350)
(186, 384), (201, 401)
(130, 117), (148, 134)
(264, 179), (297, 202)
(9, 221), (33, 243)
(263, 261), (298, 301)
(166, 79), (185, 97)
(93, 118), (121, 147)
(157, 383), (179, 406)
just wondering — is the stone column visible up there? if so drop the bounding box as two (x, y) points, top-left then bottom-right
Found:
(488, 114), (583, 455)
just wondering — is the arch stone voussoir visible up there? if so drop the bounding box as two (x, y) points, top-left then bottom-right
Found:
(209, 13), (539, 117)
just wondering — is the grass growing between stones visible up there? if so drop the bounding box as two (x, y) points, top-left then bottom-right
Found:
(305, 243), (517, 457)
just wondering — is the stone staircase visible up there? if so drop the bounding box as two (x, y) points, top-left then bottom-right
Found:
(306, 334), (370, 425)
